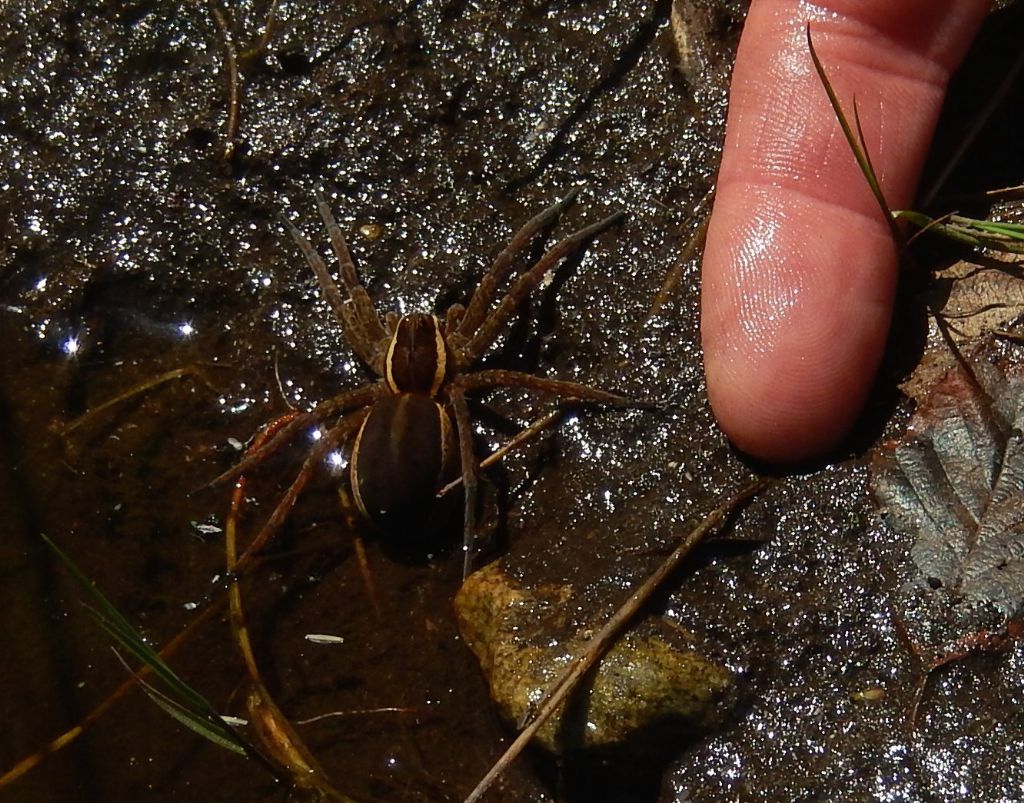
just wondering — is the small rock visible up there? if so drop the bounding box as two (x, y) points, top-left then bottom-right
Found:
(454, 561), (733, 756)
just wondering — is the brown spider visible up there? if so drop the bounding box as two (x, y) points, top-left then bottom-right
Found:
(218, 188), (629, 576)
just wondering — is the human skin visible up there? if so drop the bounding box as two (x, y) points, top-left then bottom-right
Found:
(700, 0), (990, 463)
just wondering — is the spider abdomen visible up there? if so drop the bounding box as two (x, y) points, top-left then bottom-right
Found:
(350, 392), (457, 534)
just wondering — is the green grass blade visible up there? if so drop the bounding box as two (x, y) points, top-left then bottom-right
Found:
(851, 97), (886, 216)
(809, 25), (1024, 261)
(892, 210), (1024, 254)
(43, 532), (212, 715)
(969, 220), (1024, 241)
(41, 533), (249, 757)
(806, 25), (895, 233)
(138, 681), (247, 756)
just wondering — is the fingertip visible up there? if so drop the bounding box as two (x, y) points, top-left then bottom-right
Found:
(702, 189), (898, 464)
(700, 0), (988, 464)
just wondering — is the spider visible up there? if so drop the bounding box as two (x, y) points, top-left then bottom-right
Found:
(217, 188), (630, 577)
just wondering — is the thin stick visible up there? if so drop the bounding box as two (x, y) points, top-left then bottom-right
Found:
(920, 46), (1024, 207)
(448, 386), (479, 580)
(353, 536), (381, 617)
(437, 409), (563, 498)
(272, 351), (298, 412)
(646, 186), (714, 322)
(985, 184), (1024, 201)
(255, 0), (280, 54)
(905, 210), (957, 246)
(206, 2), (241, 161)
(295, 707), (420, 726)
(462, 478), (769, 803)
(55, 366), (219, 437)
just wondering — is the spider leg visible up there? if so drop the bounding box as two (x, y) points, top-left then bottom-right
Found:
(314, 190), (389, 373)
(241, 406), (371, 564)
(458, 368), (632, 406)
(456, 189), (580, 343)
(444, 303), (465, 336)
(207, 384), (382, 488)
(207, 410), (310, 489)
(446, 382), (481, 580)
(226, 413), (298, 574)
(281, 213), (383, 374)
(459, 210), (625, 365)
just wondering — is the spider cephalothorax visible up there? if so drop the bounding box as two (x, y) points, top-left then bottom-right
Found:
(219, 188), (629, 575)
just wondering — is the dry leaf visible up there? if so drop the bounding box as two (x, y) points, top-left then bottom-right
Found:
(930, 258), (1024, 343)
(872, 361), (1024, 658)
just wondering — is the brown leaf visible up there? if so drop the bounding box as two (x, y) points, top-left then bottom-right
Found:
(872, 361), (1024, 657)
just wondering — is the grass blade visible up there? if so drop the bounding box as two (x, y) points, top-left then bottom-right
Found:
(141, 684), (248, 755)
(41, 533), (250, 757)
(808, 25), (1023, 260)
(893, 210), (1024, 255)
(806, 25), (895, 238)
